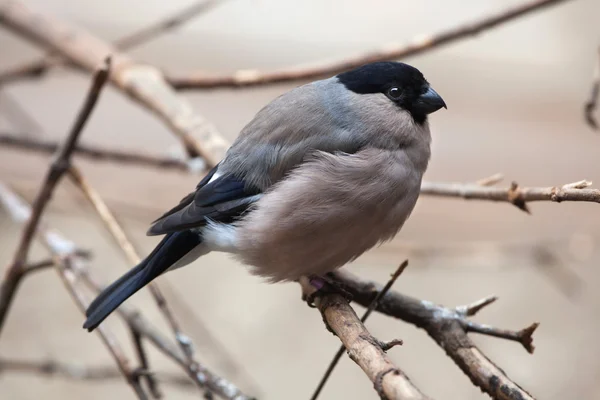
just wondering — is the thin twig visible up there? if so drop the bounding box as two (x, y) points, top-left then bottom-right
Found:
(0, 183), (256, 400)
(0, 58), (53, 85)
(301, 274), (429, 400)
(114, 0), (226, 49)
(0, 0), (226, 85)
(310, 261), (408, 400)
(0, 357), (194, 387)
(67, 168), (196, 356)
(0, 182), (150, 397)
(420, 179), (600, 213)
(167, 0), (572, 89)
(332, 270), (538, 400)
(54, 254), (148, 399)
(65, 167), (249, 399)
(0, 59), (146, 398)
(81, 269), (254, 400)
(21, 259), (54, 273)
(584, 45), (600, 130)
(131, 327), (163, 398)
(0, 133), (189, 171)
(0, 91), (248, 392)
(0, 0), (229, 165)
(0, 58), (110, 335)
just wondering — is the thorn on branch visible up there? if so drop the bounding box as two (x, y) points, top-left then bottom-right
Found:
(508, 182), (531, 213)
(380, 339), (404, 352)
(476, 173), (504, 187)
(455, 295), (498, 317)
(331, 269), (539, 399)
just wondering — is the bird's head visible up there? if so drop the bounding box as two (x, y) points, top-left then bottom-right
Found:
(336, 61), (446, 125)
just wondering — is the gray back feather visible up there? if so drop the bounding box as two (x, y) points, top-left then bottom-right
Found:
(219, 78), (431, 190)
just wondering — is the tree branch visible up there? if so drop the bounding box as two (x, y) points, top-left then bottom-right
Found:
(300, 276), (430, 400)
(80, 268), (255, 400)
(331, 270), (538, 400)
(0, 182), (256, 400)
(114, 0), (226, 49)
(0, 58), (110, 335)
(130, 326), (163, 399)
(310, 261), (408, 400)
(420, 179), (600, 213)
(0, 357), (195, 388)
(53, 253), (149, 399)
(0, 133), (189, 171)
(0, 0), (226, 85)
(166, 0), (572, 89)
(0, 0), (229, 165)
(3, 131), (598, 212)
(66, 165), (231, 398)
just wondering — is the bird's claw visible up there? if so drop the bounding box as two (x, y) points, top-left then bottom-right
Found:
(304, 274), (353, 308)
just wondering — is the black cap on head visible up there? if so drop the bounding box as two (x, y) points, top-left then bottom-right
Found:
(336, 61), (446, 124)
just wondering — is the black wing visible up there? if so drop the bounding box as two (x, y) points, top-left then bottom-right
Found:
(147, 165), (262, 236)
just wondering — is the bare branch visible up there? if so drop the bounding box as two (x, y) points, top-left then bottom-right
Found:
(167, 0), (572, 89)
(3, 130), (598, 212)
(301, 276), (430, 400)
(66, 166), (218, 390)
(0, 133), (189, 171)
(0, 183), (256, 400)
(0, 0), (226, 85)
(0, 183), (150, 399)
(332, 270), (537, 400)
(114, 0), (226, 49)
(0, 357), (194, 388)
(54, 254), (148, 399)
(420, 180), (600, 212)
(131, 327), (163, 398)
(0, 58), (110, 335)
(0, 58), (53, 85)
(22, 259), (55, 272)
(584, 45), (600, 129)
(310, 261), (408, 400)
(0, 59), (148, 398)
(21, 250), (91, 274)
(0, 0), (229, 166)
(82, 271), (254, 400)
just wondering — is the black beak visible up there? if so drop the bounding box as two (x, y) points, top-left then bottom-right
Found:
(414, 86), (446, 115)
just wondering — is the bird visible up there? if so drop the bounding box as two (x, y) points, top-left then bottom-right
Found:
(83, 61), (446, 332)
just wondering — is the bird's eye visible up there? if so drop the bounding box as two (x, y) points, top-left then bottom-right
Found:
(386, 87), (402, 100)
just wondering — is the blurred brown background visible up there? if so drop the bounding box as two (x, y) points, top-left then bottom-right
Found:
(1, 0), (600, 399)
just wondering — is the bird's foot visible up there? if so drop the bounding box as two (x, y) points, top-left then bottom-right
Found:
(304, 274), (353, 308)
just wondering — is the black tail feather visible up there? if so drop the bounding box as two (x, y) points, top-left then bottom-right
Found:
(83, 231), (201, 331)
